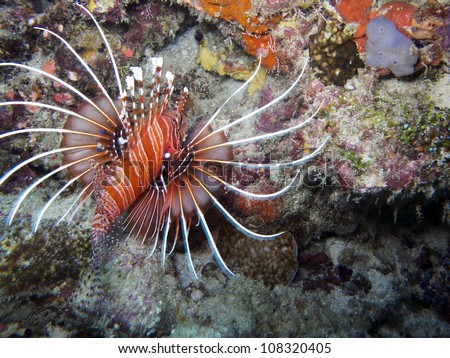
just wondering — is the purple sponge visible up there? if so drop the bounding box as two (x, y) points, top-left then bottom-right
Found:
(366, 16), (418, 77)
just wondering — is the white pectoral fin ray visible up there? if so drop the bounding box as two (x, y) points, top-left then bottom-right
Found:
(189, 173), (283, 241)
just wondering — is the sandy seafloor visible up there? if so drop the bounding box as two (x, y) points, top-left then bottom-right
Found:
(0, 0), (449, 337)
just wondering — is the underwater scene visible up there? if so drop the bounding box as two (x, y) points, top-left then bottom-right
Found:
(0, 0), (449, 337)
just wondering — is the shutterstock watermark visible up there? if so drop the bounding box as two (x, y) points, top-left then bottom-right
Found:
(92, 148), (349, 191)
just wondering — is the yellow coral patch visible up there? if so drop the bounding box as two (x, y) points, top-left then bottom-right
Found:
(88, 0), (97, 13)
(88, 0), (117, 13)
(196, 44), (220, 73)
(278, 19), (298, 29)
(196, 42), (266, 95)
(247, 67), (266, 96)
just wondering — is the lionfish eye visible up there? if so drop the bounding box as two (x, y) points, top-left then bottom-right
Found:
(113, 128), (127, 157)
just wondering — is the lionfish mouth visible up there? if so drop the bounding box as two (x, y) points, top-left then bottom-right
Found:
(0, 3), (329, 279)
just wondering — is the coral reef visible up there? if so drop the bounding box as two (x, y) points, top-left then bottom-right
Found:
(378, 1), (417, 34)
(411, 2), (450, 66)
(334, 0), (373, 51)
(182, 0), (320, 72)
(182, 0), (449, 78)
(195, 27), (267, 92)
(419, 252), (450, 323)
(183, 0), (283, 70)
(0, 0), (449, 338)
(334, 0), (450, 74)
(0, 3), (35, 63)
(0, 221), (91, 292)
(335, 0), (417, 53)
(71, 239), (180, 337)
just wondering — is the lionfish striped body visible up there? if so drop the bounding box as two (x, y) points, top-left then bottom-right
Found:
(0, 4), (328, 278)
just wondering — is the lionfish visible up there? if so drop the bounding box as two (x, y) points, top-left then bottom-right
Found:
(0, 3), (328, 279)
